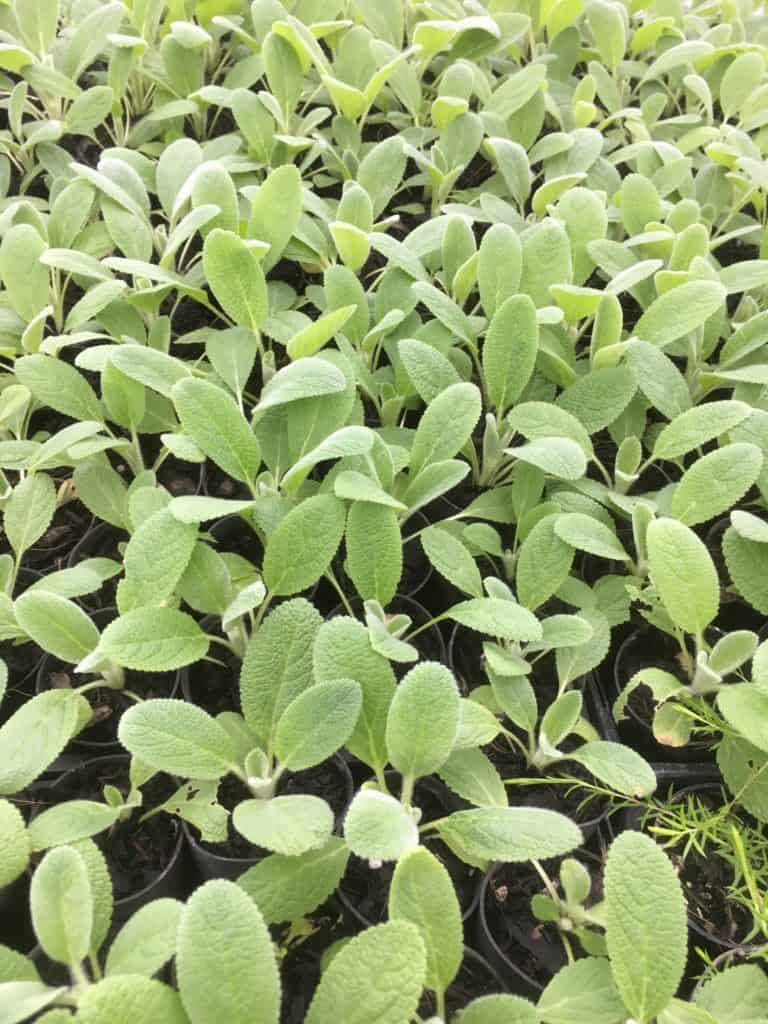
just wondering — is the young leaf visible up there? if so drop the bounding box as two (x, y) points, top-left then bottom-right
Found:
(409, 382), (482, 476)
(635, 281), (726, 348)
(274, 679), (362, 771)
(313, 616), (396, 774)
(305, 921), (426, 1024)
(605, 831), (687, 1023)
(723, 525), (768, 614)
(122, 509), (197, 610)
(105, 899), (183, 979)
(671, 443), (762, 526)
(653, 401), (751, 460)
(177, 880), (280, 1024)
(461, 995), (538, 1023)
(27, 802), (120, 852)
(0, 800), (30, 887)
(389, 847), (463, 995)
(479, 223), (523, 317)
(0, 224), (48, 322)
(248, 164), (303, 272)
(0, 691), (89, 795)
(717, 684), (768, 754)
(30, 846), (92, 967)
(172, 378), (261, 485)
(508, 438), (587, 480)
(483, 295), (538, 417)
(263, 495), (346, 595)
(398, 339), (461, 404)
(256, 357), (347, 411)
(203, 229), (268, 331)
(0, 983), (67, 1024)
(98, 608), (209, 671)
(109, 346), (190, 399)
(238, 838), (350, 925)
(556, 367), (636, 434)
(4, 474), (56, 557)
(421, 525), (483, 598)
(75, 976), (187, 1024)
(538, 958), (626, 1024)
(568, 741), (657, 798)
(344, 789), (419, 862)
(240, 598), (321, 752)
(447, 598), (542, 642)
(287, 305), (356, 360)
(438, 747), (507, 808)
(695, 964), (768, 1021)
(15, 354), (104, 424)
(647, 519), (719, 634)
(625, 341), (691, 420)
(345, 503), (402, 606)
(554, 513), (629, 561)
(233, 795), (333, 855)
(386, 662), (461, 780)
(435, 807), (582, 863)
(118, 699), (236, 779)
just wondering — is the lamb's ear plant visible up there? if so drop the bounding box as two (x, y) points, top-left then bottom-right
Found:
(335, 654), (584, 868)
(616, 517), (764, 753)
(532, 831), (764, 1023)
(114, 600), (363, 857)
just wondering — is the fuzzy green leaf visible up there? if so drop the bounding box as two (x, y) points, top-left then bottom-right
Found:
(389, 847), (462, 994)
(177, 880), (280, 1024)
(203, 229), (268, 331)
(305, 921), (426, 1024)
(386, 663), (461, 780)
(647, 519), (719, 634)
(605, 831), (687, 1023)
(118, 699), (236, 779)
(238, 838), (350, 925)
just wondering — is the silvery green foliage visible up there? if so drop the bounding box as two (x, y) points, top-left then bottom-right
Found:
(0, 0), (767, 1017)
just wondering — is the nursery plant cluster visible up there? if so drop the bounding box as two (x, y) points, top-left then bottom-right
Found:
(3, 0), (768, 1020)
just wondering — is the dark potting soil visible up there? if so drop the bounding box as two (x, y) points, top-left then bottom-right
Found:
(3, 639), (41, 691)
(182, 650), (241, 717)
(41, 761), (180, 901)
(483, 863), (570, 987)
(678, 848), (754, 947)
(194, 759), (352, 860)
(23, 504), (90, 569)
(420, 949), (505, 1019)
(203, 462), (250, 500)
(278, 911), (350, 1024)
(39, 662), (177, 746)
(209, 515), (263, 563)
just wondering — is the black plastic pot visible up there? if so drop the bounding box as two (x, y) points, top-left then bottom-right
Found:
(608, 626), (717, 764)
(39, 755), (190, 924)
(475, 867), (560, 1000)
(23, 502), (92, 573)
(327, 593), (447, 669)
(179, 614), (240, 717)
(65, 520), (126, 612)
(184, 754), (353, 882)
(0, 873), (35, 955)
(423, 946), (509, 1019)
